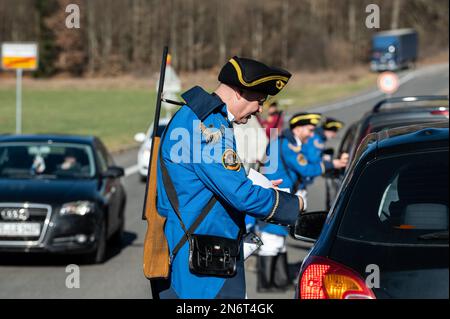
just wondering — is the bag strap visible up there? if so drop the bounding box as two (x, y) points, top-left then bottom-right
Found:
(279, 137), (302, 194)
(159, 128), (217, 263)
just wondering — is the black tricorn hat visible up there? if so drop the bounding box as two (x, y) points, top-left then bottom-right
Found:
(322, 118), (345, 132)
(289, 112), (322, 129)
(218, 56), (291, 96)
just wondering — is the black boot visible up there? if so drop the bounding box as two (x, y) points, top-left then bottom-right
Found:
(273, 252), (292, 291)
(256, 255), (276, 293)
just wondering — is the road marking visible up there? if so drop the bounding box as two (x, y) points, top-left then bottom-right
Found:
(309, 63), (448, 113)
(125, 164), (140, 177)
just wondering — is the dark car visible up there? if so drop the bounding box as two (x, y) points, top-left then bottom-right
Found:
(293, 122), (449, 299)
(0, 135), (126, 264)
(325, 95), (449, 209)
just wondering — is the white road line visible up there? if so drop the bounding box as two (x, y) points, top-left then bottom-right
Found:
(125, 164), (140, 177)
(309, 63), (448, 113)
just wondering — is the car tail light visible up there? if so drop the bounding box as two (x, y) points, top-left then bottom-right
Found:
(298, 256), (376, 299)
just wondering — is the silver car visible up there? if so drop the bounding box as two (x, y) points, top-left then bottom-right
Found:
(134, 118), (171, 182)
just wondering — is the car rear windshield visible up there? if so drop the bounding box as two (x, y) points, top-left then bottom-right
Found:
(338, 149), (449, 246)
(0, 142), (96, 179)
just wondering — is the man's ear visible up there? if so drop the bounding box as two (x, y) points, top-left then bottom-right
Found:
(235, 88), (244, 101)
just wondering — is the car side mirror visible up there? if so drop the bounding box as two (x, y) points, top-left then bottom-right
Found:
(290, 211), (328, 243)
(102, 166), (125, 178)
(134, 132), (146, 143)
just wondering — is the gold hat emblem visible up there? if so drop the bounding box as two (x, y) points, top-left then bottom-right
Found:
(276, 80), (286, 90)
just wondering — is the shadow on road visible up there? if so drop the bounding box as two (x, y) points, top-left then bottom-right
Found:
(0, 231), (138, 267)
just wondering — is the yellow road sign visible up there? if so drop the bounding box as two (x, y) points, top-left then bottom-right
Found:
(1, 43), (38, 71)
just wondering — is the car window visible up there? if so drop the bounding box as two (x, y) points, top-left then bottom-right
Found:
(339, 124), (357, 155)
(338, 149), (449, 245)
(0, 142), (96, 179)
(95, 148), (109, 173)
(96, 140), (115, 167)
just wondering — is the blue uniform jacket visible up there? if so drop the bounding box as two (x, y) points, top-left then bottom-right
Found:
(156, 86), (300, 299)
(259, 129), (332, 236)
(303, 128), (327, 187)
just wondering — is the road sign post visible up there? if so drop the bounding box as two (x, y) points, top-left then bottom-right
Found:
(1, 42), (38, 135)
(16, 68), (23, 134)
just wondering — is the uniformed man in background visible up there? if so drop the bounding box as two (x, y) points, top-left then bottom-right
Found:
(155, 56), (305, 299)
(255, 113), (348, 292)
(302, 118), (347, 208)
(302, 118), (345, 164)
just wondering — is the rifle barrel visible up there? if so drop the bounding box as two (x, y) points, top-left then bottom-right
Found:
(142, 46), (169, 220)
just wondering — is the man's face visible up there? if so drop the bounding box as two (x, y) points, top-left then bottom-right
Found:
(268, 106), (278, 117)
(232, 89), (266, 124)
(324, 130), (337, 140)
(293, 125), (316, 143)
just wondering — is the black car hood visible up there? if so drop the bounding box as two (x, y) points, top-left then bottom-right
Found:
(0, 178), (99, 204)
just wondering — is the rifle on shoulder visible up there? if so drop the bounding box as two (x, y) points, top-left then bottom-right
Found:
(142, 46), (170, 279)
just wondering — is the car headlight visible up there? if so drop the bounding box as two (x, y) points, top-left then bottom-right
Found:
(60, 201), (95, 216)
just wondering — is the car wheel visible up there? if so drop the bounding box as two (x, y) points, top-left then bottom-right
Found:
(110, 211), (125, 246)
(84, 218), (107, 264)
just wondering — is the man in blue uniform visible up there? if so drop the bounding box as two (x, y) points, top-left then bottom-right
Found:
(302, 118), (346, 207)
(302, 118), (345, 166)
(256, 113), (348, 292)
(155, 56), (305, 299)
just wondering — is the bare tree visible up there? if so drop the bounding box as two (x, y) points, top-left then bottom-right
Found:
(391, 0), (403, 30)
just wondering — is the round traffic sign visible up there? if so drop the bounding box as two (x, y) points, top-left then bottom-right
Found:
(377, 71), (399, 95)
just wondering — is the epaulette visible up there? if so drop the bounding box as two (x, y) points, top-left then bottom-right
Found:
(181, 86), (225, 122)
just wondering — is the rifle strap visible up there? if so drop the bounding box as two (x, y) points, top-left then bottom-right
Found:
(159, 127), (217, 263)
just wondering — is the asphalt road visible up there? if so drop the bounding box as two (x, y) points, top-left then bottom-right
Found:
(0, 64), (448, 299)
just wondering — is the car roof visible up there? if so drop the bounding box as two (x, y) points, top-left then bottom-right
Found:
(356, 96), (449, 138)
(369, 95), (448, 114)
(356, 122), (449, 163)
(0, 134), (97, 145)
(367, 110), (448, 128)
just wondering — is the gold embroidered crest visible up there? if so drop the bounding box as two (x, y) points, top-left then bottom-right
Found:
(222, 149), (241, 171)
(297, 154), (308, 166)
(288, 143), (302, 153)
(199, 123), (225, 144)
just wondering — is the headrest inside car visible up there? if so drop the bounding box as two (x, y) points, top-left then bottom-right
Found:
(403, 203), (448, 230)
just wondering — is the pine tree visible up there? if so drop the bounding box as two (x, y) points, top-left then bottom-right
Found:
(34, 0), (59, 77)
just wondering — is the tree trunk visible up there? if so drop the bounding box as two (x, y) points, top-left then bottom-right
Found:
(391, 0), (402, 30)
(217, 0), (226, 64)
(281, 0), (289, 68)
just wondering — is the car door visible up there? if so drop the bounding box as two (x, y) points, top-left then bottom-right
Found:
(94, 140), (122, 237)
(325, 123), (358, 209)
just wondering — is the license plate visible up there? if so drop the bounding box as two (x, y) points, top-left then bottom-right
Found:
(0, 223), (41, 237)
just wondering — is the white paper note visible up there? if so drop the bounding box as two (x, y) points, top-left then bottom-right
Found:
(247, 168), (273, 189)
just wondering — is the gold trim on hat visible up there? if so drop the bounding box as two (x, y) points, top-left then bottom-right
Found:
(290, 114), (322, 125)
(229, 58), (289, 88)
(325, 121), (343, 129)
